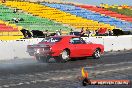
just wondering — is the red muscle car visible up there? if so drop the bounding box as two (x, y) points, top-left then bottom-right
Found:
(27, 35), (104, 62)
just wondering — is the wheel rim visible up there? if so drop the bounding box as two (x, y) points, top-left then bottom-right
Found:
(95, 50), (100, 58)
(62, 51), (69, 60)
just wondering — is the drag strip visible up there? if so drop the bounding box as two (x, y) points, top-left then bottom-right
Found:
(0, 51), (132, 88)
(0, 51), (132, 76)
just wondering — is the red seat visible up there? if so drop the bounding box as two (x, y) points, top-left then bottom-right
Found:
(77, 5), (132, 22)
(0, 25), (19, 32)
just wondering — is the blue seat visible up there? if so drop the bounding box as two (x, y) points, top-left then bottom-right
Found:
(42, 3), (132, 31)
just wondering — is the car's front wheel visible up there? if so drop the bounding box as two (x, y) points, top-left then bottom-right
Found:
(55, 50), (70, 63)
(35, 56), (50, 63)
(92, 49), (101, 59)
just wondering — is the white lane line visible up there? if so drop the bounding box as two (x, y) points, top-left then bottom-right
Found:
(8, 84), (16, 87)
(48, 69), (80, 73)
(2, 85), (9, 88)
(30, 80), (37, 83)
(104, 51), (132, 55)
(24, 82), (30, 85)
(1, 76), (74, 88)
(18, 61), (132, 76)
(93, 66), (132, 74)
(16, 83), (24, 86)
(104, 62), (132, 66)
(84, 61), (132, 69)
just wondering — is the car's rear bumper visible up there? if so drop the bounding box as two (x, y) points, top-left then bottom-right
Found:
(34, 52), (53, 56)
(27, 49), (53, 57)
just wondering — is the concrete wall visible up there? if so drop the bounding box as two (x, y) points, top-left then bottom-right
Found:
(0, 36), (132, 60)
(82, 35), (132, 51)
(0, 38), (43, 60)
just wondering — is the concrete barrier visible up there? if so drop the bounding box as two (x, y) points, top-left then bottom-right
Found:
(0, 38), (43, 60)
(83, 35), (132, 51)
(0, 36), (132, 60)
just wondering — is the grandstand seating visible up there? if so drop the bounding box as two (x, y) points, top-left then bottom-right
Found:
(0, 19), (23, 40)
(0, 5), (24, 40)
(77, 5), (132, 23)
(42, 3), (132, 31)
(0, 4), (71, 32)
(1, 1), (116, 30)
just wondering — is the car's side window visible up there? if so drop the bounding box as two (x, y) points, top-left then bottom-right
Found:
(70, 38), (83, 44)
(80, 38), (86, 44)
(70, 38), (76, 44)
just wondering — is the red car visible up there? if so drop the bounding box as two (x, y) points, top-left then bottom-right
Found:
(27, 36), (104, 62)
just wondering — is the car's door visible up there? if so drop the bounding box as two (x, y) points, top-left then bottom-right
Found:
(78, 38), (93, 56)
(68, 38), (79, 57)
(80, 38), (96, 56)
(69, 37), (87, 57)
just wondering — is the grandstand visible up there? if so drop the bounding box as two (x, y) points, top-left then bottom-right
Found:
(1, 1), (115, 30)
(100, 4), (132, 17)
(0, 4), (71, 31)
(76, 5), (132, 31)
(42, 3), (132, 31)
(0, 1), (132, 40)
(106, 7), (132, 18)
(77, 5), (132, 23)
(0, 20), (23, 40)
(0, 5), (23, 40)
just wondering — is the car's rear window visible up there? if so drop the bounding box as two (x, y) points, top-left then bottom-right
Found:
(41, 37), (62, 43)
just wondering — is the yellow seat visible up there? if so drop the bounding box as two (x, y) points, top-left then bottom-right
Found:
(2, 1), (116, 31)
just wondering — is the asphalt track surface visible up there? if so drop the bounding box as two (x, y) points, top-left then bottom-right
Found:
(0, 50), (132, 88)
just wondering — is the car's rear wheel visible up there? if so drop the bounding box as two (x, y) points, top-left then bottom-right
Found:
(92, 49), (101, 59)
(55, 50), (70, 63)
(35, 56), (50, 63)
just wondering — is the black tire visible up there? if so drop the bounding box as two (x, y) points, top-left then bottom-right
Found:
(35, 56), (50, 63)
(54, 57), (61, 63)
(54, 50), (70, 63)
(92, 49), (101, 59)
